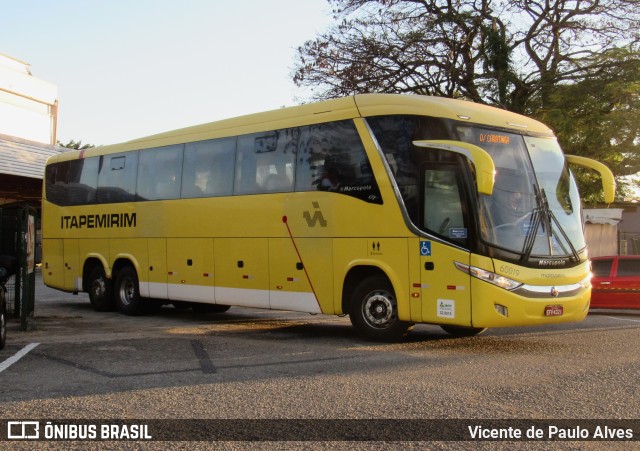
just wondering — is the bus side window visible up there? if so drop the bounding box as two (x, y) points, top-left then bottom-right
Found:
(136, 145), (183, 201)
(295, 120), (382, 204)
(182, 138), (235, 198)
(235, 129), (296, 195)
(45, 162), (68, 205)
(67, 158), (98, 205)
(97, 153), (139, 203)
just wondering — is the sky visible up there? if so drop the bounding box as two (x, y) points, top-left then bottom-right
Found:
(1, 0), (334, 146)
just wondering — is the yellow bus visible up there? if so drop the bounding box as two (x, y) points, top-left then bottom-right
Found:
(42, 94), (614, 341)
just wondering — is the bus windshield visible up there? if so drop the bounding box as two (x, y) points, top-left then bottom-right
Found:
(457, 127), (585, 260)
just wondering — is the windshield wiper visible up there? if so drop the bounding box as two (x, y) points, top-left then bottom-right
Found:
(541, 188), (580, 262)
(519, 184), (546, 263)
(520, 185), (579, 263)
(520, 206), (542, 264)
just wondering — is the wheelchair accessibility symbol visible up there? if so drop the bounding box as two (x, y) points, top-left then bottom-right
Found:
(420, 241), (431, 256)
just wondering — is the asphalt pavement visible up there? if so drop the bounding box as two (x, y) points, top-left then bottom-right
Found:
(0, 272), (638, 449)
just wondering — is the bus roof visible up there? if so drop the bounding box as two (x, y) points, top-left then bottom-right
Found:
(52, 94), (555, 162)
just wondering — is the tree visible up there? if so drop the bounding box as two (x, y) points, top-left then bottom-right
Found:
(293, 0), (640, 199)
(57, 139), (95, 150)
(536, 48), (640, 203)
(294, 0), (639, 110)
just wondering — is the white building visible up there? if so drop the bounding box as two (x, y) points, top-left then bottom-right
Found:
(0, 53), (61, 204)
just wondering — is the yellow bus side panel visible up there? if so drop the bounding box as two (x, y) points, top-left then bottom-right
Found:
(214, 238), (270, 308)
(42, 238), (65, 291)
(287, 238), (333, 314)
(167, 238), (215, 303)
(147, 238), (167, 299)
(269, 238), (321, 313)
(63, 239), (79, 291)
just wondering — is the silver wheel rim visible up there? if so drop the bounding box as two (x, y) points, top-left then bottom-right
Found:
(119, 277), (135, 306)
(91, 277), (106, 299)
(0, 309), (5, 343)
(362, 290), (395, 329)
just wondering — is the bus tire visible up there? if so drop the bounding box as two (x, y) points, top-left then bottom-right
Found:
(349, 275), (412, 342)
(0, 295), (6, 350)
(115, 266), (144, 316)
(88, 266), (114, 312)
(440, 325), (487, 337)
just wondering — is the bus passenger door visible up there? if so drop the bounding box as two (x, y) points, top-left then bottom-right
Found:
(418, 162), (472, 326)
(419, 242), (471, 326)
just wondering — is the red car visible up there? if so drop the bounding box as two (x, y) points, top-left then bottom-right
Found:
(590, 256), (640, 309)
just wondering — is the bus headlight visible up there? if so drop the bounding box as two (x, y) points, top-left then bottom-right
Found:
(454, 262), (523, 291)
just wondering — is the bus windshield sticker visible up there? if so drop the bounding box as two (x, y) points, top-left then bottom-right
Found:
(448, 228), (467, 239)
(420, 241), (431, 256)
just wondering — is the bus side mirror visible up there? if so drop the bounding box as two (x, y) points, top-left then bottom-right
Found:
(413, 140), (495, 195)
(565, 155), (616, 204)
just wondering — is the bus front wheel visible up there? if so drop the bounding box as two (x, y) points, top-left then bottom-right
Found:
(88, 266), (114, 312)
(349, 275), (413, 342)
(115, 266), (143, 316)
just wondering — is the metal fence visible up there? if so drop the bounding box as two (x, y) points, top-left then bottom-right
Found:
(0, 206), (37, 330)
(619, 231), (640, 255)
(4, 273), (16, 312)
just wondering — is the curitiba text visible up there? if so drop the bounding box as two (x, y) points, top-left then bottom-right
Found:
(60, 213), (137, 229)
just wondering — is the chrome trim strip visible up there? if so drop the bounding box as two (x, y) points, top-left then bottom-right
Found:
(512, 282), (588, 299)
(457, 261), (590, 299)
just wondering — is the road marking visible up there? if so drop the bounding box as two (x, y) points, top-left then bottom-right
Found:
(0, 343), (39, 373)
(603, 315), (640, 323)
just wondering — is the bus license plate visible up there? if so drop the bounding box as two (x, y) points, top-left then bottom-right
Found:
(544, 305), (563, 317)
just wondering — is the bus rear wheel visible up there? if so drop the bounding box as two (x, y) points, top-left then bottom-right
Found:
(349, 275), (412, 342)
(88, 266), (114, 312)
(115, 266), (144, 316)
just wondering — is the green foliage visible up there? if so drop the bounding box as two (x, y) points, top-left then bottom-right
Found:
(293, 1), (640, 202)
(532, 48), (640, 204)
(57, 139), (95, 150)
